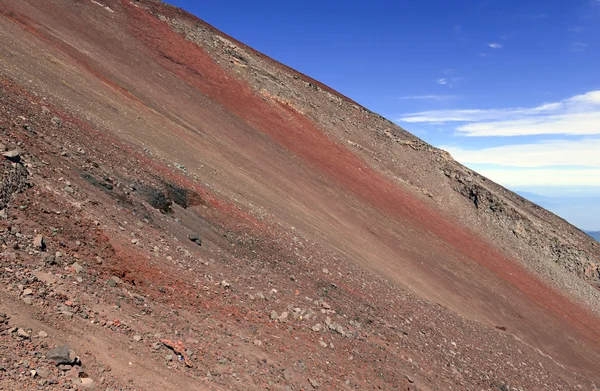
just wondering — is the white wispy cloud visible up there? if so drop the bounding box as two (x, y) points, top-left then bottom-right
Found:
(435, 77), (463, 88)
(572, 42), (588, 52)
(488, 43), (503, 49)
(398, 90), (600, 136)
(444, 139), (600, 167)
(473, 168), (600, 187)
(399, 95), (458, 101)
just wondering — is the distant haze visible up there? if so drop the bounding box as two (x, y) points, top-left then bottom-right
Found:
(516, 188), (600, 231)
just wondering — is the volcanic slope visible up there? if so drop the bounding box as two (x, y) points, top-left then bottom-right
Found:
(1, 1), (600, 390)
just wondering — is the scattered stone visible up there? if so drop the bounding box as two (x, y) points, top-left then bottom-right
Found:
(160, 339), (193, 367)
(46, 345), (77, 365)
(309, 378), (320, 389)
(50, 116), (62, 126)
(71, 262), (83, 274)
(278, 311), (289, 322)
(66, 366), (83, 379)
(2, 149), (21, 162)
(133, 335), (142, 342)
(188, 233), (202, 246)
(17, 328), (31, 339)
(220, 280), (231, 289)
(22, 288), (33, 296)
(38, 331), (48, 338)
(33, 234), (46, 251)
(107, 276), (122, 287)
(270, 311), (278, 320)
(36, 368), (51, 378)
(80, 378), (94, 387)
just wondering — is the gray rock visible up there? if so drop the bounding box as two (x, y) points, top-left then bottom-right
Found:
(46, 345), (77, 365)
(188, 233), (202, 246)
(57, 364), (72, 371)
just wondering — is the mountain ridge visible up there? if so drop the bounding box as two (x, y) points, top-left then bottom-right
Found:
(0, 1), (599, 390)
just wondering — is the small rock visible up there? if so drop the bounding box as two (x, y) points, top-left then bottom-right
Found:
(2, 149), (21, 162)
(36, 368), (51, 378)
(188, 233), (202, 246)
(309, 378), (320, 389)
(66, 366), (83, 379)
(220, 280), (231, 289)
(17, 328), (30, 339)
(33, 235), (46, 251)
(38, 331), (48, 338)
(278, 312), (289, 322)
(22, 288), (33, 296)
(80, 378), (94, 387)
(71, 262), (83, 274)
(46, 345), (77, 365)
(270, 311), (278, 320)
(133, 335), (142, 342)
(58, 364), (72, 371)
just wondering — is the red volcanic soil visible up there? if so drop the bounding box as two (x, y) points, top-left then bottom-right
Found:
(0, 1), (599, 390)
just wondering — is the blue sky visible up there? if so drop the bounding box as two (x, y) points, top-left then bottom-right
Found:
(167, 0), (600, 230)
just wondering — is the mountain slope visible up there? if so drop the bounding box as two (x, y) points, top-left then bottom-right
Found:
(0, 1), (599, 390)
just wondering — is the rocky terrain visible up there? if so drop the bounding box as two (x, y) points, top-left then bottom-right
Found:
(1, 1), (600, 390)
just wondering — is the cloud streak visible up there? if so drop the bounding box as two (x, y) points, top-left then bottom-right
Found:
(473, 168), (600, 187)
(398, 90), (600, 136)
(488, 42), (503, 49)
(444, 139), (600, 167)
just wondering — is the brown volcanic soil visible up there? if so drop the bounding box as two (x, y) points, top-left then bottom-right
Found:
(1, 1), (600, 390)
